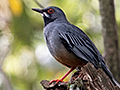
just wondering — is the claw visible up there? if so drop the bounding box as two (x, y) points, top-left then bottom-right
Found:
(49, 67), (75, 85)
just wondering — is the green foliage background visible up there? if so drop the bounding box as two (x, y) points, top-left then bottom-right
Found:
(0, 0), (120, 90)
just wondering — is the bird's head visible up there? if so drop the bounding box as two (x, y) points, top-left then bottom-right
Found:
(32, 6), (67, 26)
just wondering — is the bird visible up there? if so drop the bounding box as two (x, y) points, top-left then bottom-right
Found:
(32, 6), (120, 87)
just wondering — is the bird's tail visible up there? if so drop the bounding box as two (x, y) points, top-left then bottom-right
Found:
(101, 62), (120, 88)
(112, 77), (120, 88)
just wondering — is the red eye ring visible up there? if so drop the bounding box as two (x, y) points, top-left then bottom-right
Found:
(47, 8), (54, 14)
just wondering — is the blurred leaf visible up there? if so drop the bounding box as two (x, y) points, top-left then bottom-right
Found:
(10, 1), (43, 53)
(9, 0), (23, 17)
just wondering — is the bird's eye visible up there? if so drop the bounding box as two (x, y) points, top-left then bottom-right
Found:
(47, 8), (54, 14)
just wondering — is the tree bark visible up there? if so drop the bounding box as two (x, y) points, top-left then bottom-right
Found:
(99, 0), (120, 82)
(40, 63), (120, 90)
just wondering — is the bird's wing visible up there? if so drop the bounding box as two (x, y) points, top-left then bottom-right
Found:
(58, 31), (102, 68)
(58, 30), (116, 85)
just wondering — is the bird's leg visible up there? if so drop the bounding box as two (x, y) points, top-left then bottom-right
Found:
(49, 67), (76, 85)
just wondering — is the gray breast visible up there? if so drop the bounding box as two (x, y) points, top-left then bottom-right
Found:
(43, 23), (84, 67)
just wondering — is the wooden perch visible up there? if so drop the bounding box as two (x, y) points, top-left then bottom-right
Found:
(40, 63), (120, 90)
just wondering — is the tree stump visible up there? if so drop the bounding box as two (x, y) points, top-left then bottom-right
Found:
(40, 63), (120, 90)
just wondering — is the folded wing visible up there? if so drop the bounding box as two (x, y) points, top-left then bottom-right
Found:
(58, 31), (103, 68)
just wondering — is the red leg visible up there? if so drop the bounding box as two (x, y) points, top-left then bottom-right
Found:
(49, 67), (76, 84)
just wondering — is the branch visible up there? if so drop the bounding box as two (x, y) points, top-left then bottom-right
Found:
(33, 0), (44, 8)
(40, 63), (120, 90)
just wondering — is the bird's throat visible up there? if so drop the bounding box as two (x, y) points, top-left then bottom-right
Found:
(43, 17), (57, 27)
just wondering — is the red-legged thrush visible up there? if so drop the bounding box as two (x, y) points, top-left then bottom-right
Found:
(32, 6), (120, 87)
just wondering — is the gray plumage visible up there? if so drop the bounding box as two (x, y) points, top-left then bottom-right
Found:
(32, 6), (120, 87)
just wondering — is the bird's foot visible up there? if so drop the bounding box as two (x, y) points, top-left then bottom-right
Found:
(49, 79), (67, 85)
